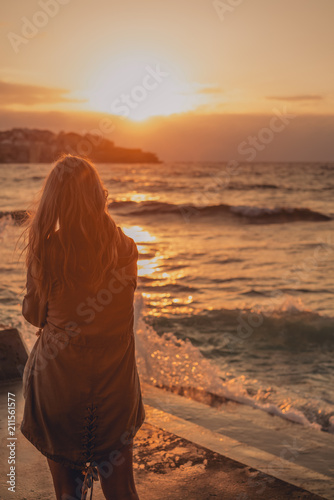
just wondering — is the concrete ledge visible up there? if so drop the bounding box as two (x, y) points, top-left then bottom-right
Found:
(142, 383), (334, 500)
(144, 404), (333, 500)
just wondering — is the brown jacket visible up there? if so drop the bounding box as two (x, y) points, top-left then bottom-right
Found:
(20, 227), (145, 472)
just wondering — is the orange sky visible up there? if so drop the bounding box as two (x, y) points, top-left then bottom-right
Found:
(0, 0), (334, 160)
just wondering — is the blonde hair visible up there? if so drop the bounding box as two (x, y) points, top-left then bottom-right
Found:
(21, 154), (120, 300)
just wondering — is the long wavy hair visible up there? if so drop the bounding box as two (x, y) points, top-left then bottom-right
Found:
(21, 154), (120, 301)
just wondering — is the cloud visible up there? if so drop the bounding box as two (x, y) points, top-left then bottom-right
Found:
(197, 86), (223, 94)
(0, 81), (86, 106)
(266, 94), (324, 102)
(177, 83), (223, 96)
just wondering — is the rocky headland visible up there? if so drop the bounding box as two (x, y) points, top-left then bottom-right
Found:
(0, 128), (160, 163)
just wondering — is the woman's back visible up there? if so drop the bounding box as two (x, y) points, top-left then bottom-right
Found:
(46, 226), (138, 346)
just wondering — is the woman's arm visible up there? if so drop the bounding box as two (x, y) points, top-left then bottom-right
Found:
(22, 265), (48, 328)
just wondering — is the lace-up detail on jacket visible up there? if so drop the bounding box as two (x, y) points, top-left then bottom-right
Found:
(82, 404), (98, 463)
(80, 404), (99, 500)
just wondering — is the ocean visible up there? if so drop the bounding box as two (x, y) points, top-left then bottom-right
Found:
(1, 161), (333, 433)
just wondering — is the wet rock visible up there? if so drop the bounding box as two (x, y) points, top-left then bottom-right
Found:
(0, 329), (29, 381)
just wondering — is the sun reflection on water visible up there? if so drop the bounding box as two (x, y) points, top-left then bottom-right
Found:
(138, 257), (161, 277)
(121, 224), (194, 316)
(122, 225), (156, 243)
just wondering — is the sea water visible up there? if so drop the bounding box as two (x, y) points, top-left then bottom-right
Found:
(1, 161), (333, 432)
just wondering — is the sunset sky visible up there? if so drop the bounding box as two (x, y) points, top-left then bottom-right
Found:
(1, 0), (334, 161)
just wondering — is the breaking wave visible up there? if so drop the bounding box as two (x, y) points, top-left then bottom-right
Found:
(108, 200), (331, 224)
(1, 202), (331, 225)
(134, 295), (334, 433)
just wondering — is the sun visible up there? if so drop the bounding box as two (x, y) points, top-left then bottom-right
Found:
(84, 54), (203, 121)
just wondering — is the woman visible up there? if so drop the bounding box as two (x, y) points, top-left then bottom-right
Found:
(20, 154), (145, 500)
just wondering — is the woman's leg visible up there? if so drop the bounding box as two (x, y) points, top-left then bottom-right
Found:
(47, 458), (85, 500)
(97, 443), (139, 500)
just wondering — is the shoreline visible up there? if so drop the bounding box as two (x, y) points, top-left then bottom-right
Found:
(141, 382), (334, 499)
(0, 380), (332, 499)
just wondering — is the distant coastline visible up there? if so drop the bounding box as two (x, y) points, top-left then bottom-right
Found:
(0, 128), (160, 164)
